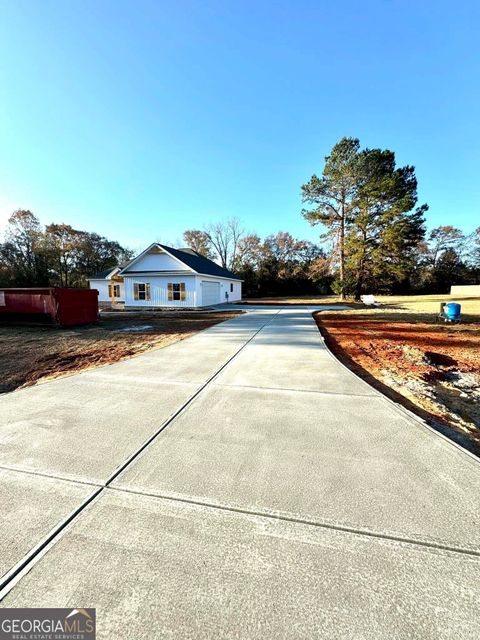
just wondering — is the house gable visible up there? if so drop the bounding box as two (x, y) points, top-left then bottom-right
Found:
(121, 244), (193, 274)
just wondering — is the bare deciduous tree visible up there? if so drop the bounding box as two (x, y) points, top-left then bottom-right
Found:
(205, 217), (244, 270)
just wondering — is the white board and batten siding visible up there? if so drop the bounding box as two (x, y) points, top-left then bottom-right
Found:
(229, 280), (242, 302)
(124, 275), (197, 307)
(89, 279), (125, 303)
(124, 275), (241, 307)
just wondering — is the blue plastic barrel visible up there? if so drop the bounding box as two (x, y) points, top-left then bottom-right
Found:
(445, 303), (461, 320)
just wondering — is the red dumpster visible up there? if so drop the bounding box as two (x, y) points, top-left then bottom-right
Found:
(0, 288), (99, 327)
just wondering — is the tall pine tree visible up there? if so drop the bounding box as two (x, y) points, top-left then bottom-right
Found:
(301, 137), (360, 299)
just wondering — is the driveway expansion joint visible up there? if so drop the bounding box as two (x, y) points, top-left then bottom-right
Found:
(0, 464), (103, 489)
(106, 485), (480, 560)
(212, 382), (377, 397)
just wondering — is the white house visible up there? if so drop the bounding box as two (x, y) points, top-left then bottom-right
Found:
(88, 266), (125, 305)
(88, 243), (242, 308)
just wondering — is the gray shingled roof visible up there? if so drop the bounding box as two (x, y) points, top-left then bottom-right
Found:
(121, 244), (241, 280)
(160, 245), (241, 280)
(88, 266), (118, 280)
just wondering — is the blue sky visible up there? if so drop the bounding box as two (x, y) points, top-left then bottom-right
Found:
(0, 0), (479, 252)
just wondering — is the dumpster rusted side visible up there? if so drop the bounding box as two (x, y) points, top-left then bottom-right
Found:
(0, 288), (57, 324)
(0, 287), (99, 326)
(54, 288), (99, 326)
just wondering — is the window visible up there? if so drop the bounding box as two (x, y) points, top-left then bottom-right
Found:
(230, 283), (233, 293)
(168, 282), (186, 301)
(108, 284), (121, 298)
(133, 283), (151, 301)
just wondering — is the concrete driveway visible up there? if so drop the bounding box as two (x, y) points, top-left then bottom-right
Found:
(1, 307), (479, 638)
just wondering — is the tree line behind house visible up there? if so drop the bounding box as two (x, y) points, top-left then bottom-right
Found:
(184, 137), (480, 299)
(183, 219), (480, 299)
(0, 212), (133, 288)
(1, 137), (479, 297)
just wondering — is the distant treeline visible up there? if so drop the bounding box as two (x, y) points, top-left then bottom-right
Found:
(0, 210), (132, 288)
(2, 208), (479, 299)
(182, 219), (480, 299)
(182, 137), (480, 299)
(2, 138), (479, 297)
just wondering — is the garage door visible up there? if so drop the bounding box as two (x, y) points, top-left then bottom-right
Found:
(202, 281), (220, 306)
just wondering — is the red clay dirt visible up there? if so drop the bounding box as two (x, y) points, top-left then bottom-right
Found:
(315, 313), (480, 456)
